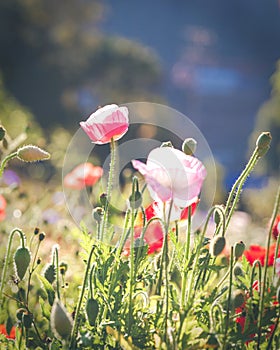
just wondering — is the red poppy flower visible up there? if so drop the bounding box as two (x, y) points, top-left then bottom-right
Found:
(0, 324), (16, 339)
(0, 194), (7, 221)
(64, 163), (103, 190)
(272, 214), (280, 240)
(244, 243), (280, 266)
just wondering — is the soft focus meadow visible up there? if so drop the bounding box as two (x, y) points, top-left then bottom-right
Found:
(0, 102), (279, 350)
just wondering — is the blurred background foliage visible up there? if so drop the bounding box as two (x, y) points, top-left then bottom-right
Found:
(0, 0), (279, 222)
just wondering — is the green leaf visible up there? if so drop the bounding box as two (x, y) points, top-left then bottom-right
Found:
(37, 274), (55, 306)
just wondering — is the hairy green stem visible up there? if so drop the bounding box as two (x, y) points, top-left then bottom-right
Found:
(128, 207), (135, 335)
(257, 186), (280, 348)
(0, 152), (17, 177)
(0, 228), (26, 302)
(69, 245), (95, 349)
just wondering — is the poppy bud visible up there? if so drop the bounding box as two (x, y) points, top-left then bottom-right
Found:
(256, 132), (272, 157)
(14, 247), (31, 280)
(59, 262), (68, 276)
(85, 298), (99, 326)
(233, 264), (244, 278)
(39, 232), (45, 241)
(34, 227), (40, 235)
(182, 138), (197, 156)
(209, 236), (226, 257)
(17, 145), (50, 162)
(233, 289), (246, 309)
(16, 308), (26, 321)
(129, 191), (142, 209)
(92, 207), (104, 223)
(234, 241), (245, 259)
(99, 193), (108, 207)
(51, 299), (73, 340)
(22, 312), (33, 329)
(44, 264), (56, 284)
(205, 334), (220, 348)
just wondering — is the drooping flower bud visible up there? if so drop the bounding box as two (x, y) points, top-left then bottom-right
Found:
(59, 262), (68, 276)
(233, 264), (244, 278)
(17, 145), (50, 162)
(234, 241), (245, 259)
(182, 138), (197, 156)
(50, 299), (73, 340)
(39, 232), (46, 241)
(14, 247), (31, 280)
(209, 236), (226, 257)
(16, 308), (26, 321)
(99, 193), (108, 207)
(256, 132), (272, 157)
(85, 298), (99, 326)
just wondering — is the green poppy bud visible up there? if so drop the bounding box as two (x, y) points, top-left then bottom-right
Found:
(92, 207), (104, 223)
(39, 232), (45, 241)
(44, 264), (56, 284)
(59, 262), (68, 276)
(99, 193), (108, 207)
(256, 132), (272, 157)
(233, 289), (245, 309)
(16, 308), (26, 321)
(205, 334), (220, 348)
(129, 191), (142, 209)
(22, 312), (33, 328)
(51, 299), (73, 340)
(14, 247), (31, 280)
(234, 241), (245, 259)
(182, 138), (197, 156)
(210, 236), (226, 257)
(17, 145), (50, 162)
(85, 298), (99, 326)
(233, 264), (244, 278)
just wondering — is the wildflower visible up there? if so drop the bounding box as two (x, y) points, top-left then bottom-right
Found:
(0, 324), (16, 339)
(80, 104), (129, 144)
(244, 243), (280, 266)
(64, 162), (103, 190)
(132, 147), (206, 208)
(0, 194), (6, 221)
(272, 214), (280, 240)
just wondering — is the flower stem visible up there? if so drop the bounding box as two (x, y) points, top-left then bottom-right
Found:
(257, 185), (280, 348)
(69, 245), (95, 349)
(0, 228), (26, 303)
(0, 152), (17, 177)
(101, 138), (116, 242)
(128, 207), (135, 335)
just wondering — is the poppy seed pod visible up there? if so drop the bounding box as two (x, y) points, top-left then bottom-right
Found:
(44, 264), (56, 284)
(14, 247), (31, 280)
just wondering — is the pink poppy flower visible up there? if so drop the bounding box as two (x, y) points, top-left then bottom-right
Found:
(64, 163), (103, 190)
(80, 104), (129, 144)
(132, 147), (206, 208)
(0, 194), (6, 221)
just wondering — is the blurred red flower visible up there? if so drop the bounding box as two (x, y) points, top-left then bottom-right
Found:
(64, 163), (103, 190)
(243, 243), (280, 266)
(0, 194), (7, 221)
(272, 214), (280, 240)
(0, 324), (16, 339)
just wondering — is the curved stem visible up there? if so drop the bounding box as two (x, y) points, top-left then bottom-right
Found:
(0, 228), (26, 302)
(54, 247), (60, 300)
(0, 152), (17, 177)
(69, 245), (95, 349)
